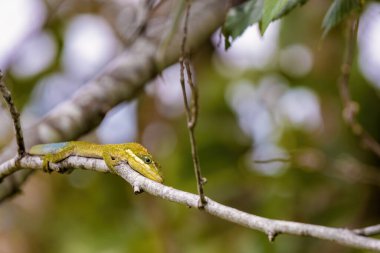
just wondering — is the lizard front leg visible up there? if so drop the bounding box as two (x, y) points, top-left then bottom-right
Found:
(103, 151), (119, 174)
(103, 152), (143, 194)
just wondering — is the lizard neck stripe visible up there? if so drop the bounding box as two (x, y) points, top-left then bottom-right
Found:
(125, 149), (150, 170)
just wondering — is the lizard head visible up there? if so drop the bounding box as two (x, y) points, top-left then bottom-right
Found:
(124, 143), (163, 183)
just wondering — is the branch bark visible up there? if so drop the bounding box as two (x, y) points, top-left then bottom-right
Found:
(354, 224), (380, 237)
(1, 156), (380, 251)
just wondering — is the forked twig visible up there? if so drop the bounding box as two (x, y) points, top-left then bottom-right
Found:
(338, 16), (380, 158)
(179, 0), (207, 208)
(354, 224), (380, 237)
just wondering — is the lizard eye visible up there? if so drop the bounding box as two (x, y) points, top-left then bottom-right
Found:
(143, 157), (152, 164)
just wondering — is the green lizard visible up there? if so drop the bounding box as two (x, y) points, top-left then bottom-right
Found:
(29, 141), (163, 183)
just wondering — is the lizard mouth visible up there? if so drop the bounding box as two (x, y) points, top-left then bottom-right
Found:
(145, 168), (164, 183)
(132, 162), (164, 183)
(152, 175), (164, 183)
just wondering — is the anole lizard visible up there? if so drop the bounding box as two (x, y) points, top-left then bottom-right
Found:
(29, 141), (163, 183)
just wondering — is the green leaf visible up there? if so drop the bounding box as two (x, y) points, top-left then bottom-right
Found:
(222, 0), (263, 49)
(322, 0), (362, 36)
(260, 0), (308, 34)
(272, 0), (308, 19)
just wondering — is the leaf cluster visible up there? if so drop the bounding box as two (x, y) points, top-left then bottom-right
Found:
(222, 0), (364, 49)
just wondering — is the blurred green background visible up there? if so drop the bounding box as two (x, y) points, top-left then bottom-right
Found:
(1, 0), (380, 252)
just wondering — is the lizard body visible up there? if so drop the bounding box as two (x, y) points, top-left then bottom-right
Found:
(29, 141), (163, 183)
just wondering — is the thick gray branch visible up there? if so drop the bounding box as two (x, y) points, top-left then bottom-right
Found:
(1, 156), (380, 251)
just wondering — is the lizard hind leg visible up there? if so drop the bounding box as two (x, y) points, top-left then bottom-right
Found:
(42, 146), (75, 174)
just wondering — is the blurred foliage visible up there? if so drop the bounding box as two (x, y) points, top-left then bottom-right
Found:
(260, 0), (308, 34)
(222, 0), (263, 48)
(223, 0), (365, 48)
(1, 0), (380, 253)
(223, 0), (308, 48)
(322, 0), (363, 36)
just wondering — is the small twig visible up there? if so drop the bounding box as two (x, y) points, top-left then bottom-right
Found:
(179, 60), (191, 113)
(179, 0), (207, 208)
(0, 70), (25, 157)
(184, 59), (198, 128)
(338, 16), (380, 158)
(353, 224), (380, 237)
(253, 157), (290, 164)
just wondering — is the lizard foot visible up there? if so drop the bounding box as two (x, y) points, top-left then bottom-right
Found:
(42, 162), (53, 173)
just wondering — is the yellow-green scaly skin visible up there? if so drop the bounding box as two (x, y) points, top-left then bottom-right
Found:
(29, 141), (163, 183)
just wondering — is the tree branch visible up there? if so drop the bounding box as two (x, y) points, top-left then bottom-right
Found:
(0, 0), (233, 201)
(1, 156), (380, 251)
